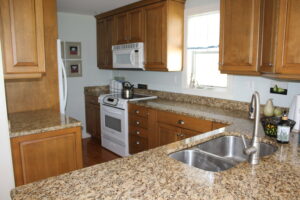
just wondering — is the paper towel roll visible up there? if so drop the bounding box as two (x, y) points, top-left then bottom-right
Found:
(288, 95), (300, 132)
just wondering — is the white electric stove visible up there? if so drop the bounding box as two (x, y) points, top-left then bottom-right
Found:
(98, 93), (157, 157)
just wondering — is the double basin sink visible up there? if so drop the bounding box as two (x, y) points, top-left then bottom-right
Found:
(169, 135), (277, 172)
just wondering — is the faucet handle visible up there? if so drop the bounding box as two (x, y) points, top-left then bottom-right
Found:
(241, 135), (248, 149)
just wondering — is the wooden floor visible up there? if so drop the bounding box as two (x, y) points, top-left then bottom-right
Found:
(82, 137), (120, 168)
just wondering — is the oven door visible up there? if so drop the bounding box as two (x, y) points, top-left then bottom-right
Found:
(100, 104), (126, 142)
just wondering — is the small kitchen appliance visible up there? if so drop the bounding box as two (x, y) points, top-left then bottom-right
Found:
(112, 42), (144, 70)
(288, 95), (300, 132)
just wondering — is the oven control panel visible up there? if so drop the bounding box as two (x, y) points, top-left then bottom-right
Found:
(103, 96), (118, 106)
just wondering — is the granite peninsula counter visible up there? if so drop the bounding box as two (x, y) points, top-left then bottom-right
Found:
(11, 98), (300, 200)
(9, 109), (82, 138)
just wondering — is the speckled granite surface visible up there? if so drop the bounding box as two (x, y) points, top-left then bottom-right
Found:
(11, 130), (300, 200)
(9, 109), (82, 138)
(84, 85), (109, 97)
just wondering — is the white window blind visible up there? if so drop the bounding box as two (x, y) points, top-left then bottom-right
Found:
(187, 12), (227, 88)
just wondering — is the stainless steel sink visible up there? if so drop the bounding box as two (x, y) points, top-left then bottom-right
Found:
(169, 135), (277, 172)
(169, 149), (237, 172)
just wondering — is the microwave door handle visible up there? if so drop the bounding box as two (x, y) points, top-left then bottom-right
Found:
(130, 50), (135, 65)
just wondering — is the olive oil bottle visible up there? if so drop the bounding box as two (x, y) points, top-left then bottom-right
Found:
(277, 112), (291, 144)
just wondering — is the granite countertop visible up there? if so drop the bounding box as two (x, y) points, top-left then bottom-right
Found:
(10, 97), (300, 199)
(11, 130), (300, 199)
(84, 85), (109, 97)
(9, 109), (82, 138)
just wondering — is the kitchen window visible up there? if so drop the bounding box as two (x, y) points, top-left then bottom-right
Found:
(186, 11), (227, 88)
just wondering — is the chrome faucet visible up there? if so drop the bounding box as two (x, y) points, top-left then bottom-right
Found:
(242, 91), (261, 165)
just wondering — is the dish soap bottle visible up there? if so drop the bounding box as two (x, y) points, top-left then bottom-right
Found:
(277, 112), (290, 144)
(264, 99), (274, 117)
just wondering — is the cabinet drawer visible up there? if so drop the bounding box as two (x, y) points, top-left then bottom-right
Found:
(85, 95), (99, 105)
(129, 104), (149, 118)
(157, 111), (212, 133)
(129, 126), (148, 139)
(129, 115), (148, 129)
(129, 135), (148, 154)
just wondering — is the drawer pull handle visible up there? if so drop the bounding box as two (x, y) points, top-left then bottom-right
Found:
(177, 120), (185, 125)
(136, 121), (140, 125)
(136, 141), (140, 145)
(135, 110), (140, 114)
(136, 130), (140, 135)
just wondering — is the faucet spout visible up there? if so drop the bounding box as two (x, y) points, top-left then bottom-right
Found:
(244, 91), (261, 165)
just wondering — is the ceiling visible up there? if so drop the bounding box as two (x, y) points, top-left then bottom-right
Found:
(57, 0), (140, 15)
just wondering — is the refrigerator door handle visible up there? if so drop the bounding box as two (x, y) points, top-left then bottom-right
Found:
(60, 57), (68, 111)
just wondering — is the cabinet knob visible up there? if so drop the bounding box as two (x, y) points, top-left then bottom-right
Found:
(135, 110), (140, 114)
(136, 130), (140, 135)
(177, 120), (185, 125)
(136, 141), (140, 145)
(136, 121), (140, 125)
(176, 133), (181, 137)
(180, 134), (185, 137)
(268, 63), (273, 67)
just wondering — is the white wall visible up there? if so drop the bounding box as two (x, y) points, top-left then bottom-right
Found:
(113, 0), (300, 108)
(0, 41), (15, 199)
(58, 12), (112, 138)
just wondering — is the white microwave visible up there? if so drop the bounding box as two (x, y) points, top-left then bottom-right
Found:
(112, 42), (144, 70)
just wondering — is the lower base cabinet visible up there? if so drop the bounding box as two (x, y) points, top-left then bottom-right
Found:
(85, 95), (101, 139)
(11, 126), (83, 186)
(129, 104), (228, 154)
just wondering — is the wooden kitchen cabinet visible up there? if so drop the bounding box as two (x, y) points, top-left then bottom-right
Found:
(97, 16), (115, 69)
(115, 8), (144, 44)
(0, 0), (46, 79)
(261, 0), (300, 79)
(157, 123), (181, 146)
(85, 95), (101, 139)
(95, 0), (185, 72)
(128, 104), (157, 154)
(219, 0), (262, 75)
(11, 127), (83, 186)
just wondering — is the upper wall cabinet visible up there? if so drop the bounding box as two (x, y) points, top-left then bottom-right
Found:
(0, 0), (46, 79)
(219, 0), (262, 75)
(97, 16), (115, 69)
(95, 0), (185, 72)
(115, 8), (144, 44)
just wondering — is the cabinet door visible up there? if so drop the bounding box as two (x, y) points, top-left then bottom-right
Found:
(105, 16), (114, 69)
(157, 123), (181, 146)
(276, 0), (300, 75)
(219, 0), (261, 74)
(85, 102), (101, 139)
(0, 0), (45, 76)
(97, 19), (106, 68)
(260, 0), (280, 73)
(115, 13), (128, 44)
(144, 2), (167, 71)
(128, 8), (144, 43)
(11, 127), (83, 186)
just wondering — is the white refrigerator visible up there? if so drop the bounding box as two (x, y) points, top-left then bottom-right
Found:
(56, 39), (68, 114)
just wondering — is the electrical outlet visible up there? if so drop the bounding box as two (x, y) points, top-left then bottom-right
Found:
(138, 84), (148, 89)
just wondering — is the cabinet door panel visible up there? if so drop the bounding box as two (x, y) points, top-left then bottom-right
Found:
(97, 19), (106, 68)
(144, 2), (166, 70)
(260, 0), (280, 73)
(115, 13), (128, 44)
(158, 123), (180, 146)
(105, 16), (114, 68)
(128, 8), (143, 43)
(0, 0), (45, 74)
(276, 0), (300, 74)
(219, 0), (261, 74)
